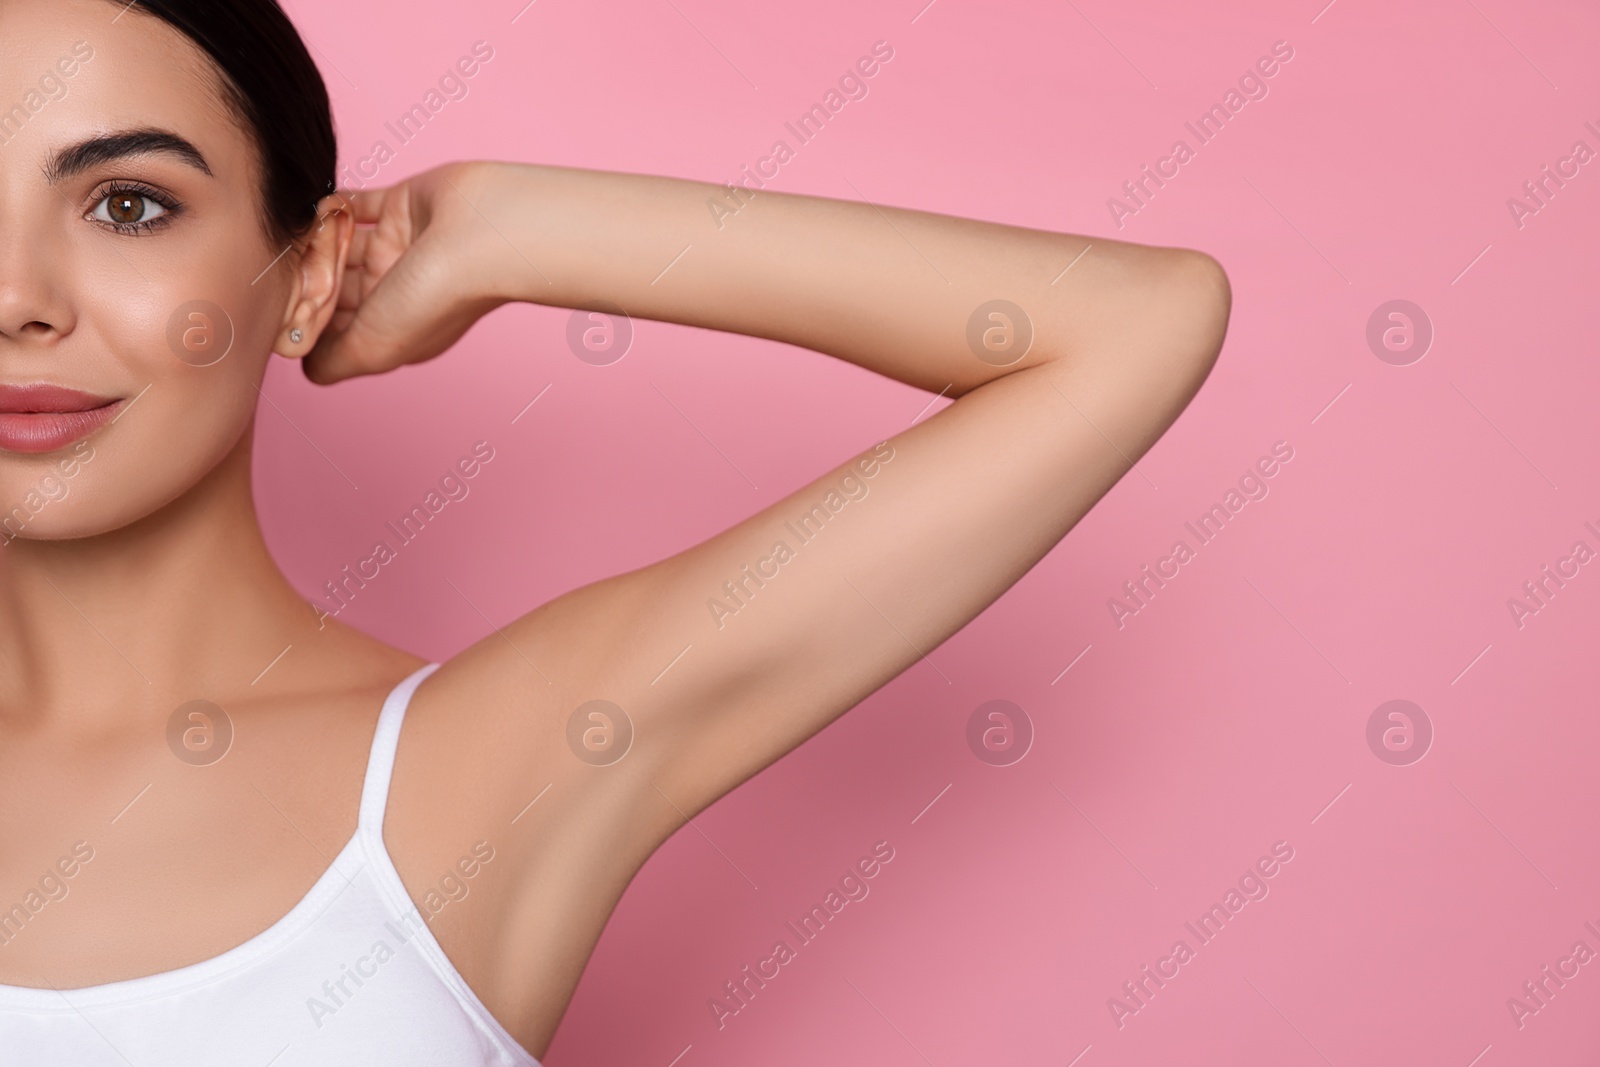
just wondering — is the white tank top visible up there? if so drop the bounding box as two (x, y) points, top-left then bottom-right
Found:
(0, 664), (541, 1066)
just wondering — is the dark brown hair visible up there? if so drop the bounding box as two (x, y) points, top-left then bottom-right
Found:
(114, 0), (337, 243)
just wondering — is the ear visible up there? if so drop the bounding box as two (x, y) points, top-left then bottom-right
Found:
(275, 193), (355, 359)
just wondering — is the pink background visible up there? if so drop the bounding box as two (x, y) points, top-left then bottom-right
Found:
(257, 1), (1600, 1063)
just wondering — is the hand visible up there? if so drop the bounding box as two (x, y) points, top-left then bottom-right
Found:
(302, 161), (512, 385)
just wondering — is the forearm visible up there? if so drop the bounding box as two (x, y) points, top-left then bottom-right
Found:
(474, 161), (1227, 397)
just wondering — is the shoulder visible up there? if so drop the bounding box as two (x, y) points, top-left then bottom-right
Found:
(371, 579), (678, 1025)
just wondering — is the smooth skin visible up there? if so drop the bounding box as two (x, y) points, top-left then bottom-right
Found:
(0, 0), (1229, 1056)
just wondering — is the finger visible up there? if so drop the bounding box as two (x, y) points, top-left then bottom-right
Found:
(346, 228), (375, 271)
(336, 265), (366, 311)
(302, 264), (422, 384)
(303, 313), (384, 384)
(339, 187), (391, 226)
(303, 227), (457, 385)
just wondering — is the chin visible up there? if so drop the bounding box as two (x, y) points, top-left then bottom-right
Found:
(0, 407), (255, 545)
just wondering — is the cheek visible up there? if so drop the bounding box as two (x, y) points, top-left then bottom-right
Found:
(0, 280), (284, 540)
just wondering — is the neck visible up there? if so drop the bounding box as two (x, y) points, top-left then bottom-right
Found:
(0, 426), (320, 726)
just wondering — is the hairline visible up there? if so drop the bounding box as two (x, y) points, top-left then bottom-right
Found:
(96, 0), (303, 248)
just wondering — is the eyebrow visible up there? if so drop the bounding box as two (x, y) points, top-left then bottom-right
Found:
(43, 127), (213, 184)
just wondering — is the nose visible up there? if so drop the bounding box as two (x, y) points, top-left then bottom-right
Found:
(0, 215), (75, 346)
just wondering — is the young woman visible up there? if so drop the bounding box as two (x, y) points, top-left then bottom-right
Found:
(0, 0), (1230, 1061)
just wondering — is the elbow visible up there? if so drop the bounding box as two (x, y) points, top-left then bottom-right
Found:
(1163, 248), (1232, 394)
(1198, 251), (1233, 349)
(1179, 249), (1232, 357)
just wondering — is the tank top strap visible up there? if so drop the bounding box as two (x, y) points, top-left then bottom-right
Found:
(358, 662), (442, 835)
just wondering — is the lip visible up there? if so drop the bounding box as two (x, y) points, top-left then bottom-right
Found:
(0, 384), (124, 455)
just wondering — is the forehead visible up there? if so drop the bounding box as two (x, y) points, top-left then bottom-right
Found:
(0, 0), (251, 173)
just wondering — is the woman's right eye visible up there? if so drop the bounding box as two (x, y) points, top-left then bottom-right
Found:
(87, 186), (178, 233)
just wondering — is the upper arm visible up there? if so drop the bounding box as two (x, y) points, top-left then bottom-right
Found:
(475, 247), (1231, 822)
(381, 247), (1227, 1021)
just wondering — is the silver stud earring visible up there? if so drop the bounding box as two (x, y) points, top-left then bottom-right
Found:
(289, 328), (303, 344)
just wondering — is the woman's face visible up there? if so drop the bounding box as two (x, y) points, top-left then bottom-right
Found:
(0, 0), (300, 541)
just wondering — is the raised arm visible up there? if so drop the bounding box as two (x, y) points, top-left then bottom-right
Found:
(314, 160), (1229, 1042)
